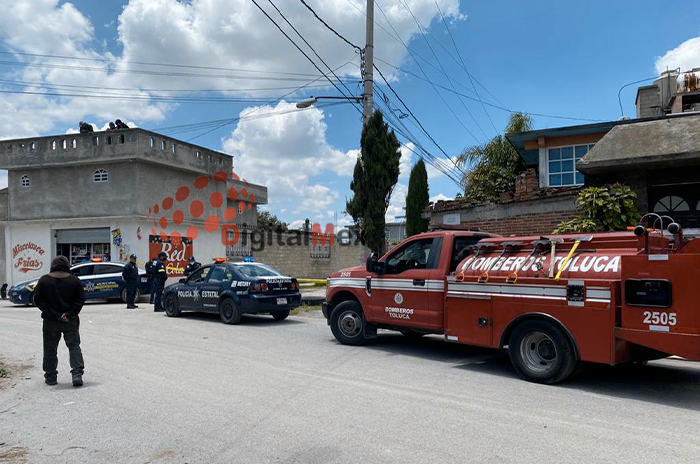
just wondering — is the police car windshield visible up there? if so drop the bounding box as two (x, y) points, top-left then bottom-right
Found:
(234, 263), (284, 278)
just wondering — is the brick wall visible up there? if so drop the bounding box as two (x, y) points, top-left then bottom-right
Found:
(251, 231), (365, 279)
(427, 191), (579, 236)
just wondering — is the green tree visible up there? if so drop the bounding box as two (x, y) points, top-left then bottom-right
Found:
(256, 210), (288, 231)
(553, 184), (640, 233)
(405, 159), (429, 237)
(456, 112), (533, 202)
(346, 110), (401, 254)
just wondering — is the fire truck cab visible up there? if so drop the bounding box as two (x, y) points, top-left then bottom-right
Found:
(323, 219), (700, 384)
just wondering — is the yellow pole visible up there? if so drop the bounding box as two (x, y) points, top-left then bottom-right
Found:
(555, 241), (580, 281)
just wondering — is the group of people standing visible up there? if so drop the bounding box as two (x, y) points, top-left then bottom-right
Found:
(78, 119), (129, 133)
(123, 252), (169, 311)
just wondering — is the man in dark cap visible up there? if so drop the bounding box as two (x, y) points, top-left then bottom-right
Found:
(115, 119), (129, 129)
(122, 253), (139, 309)
(33, 256), (86, 387)
(152, 251), (169, 312)
(184, 255), (201, 277)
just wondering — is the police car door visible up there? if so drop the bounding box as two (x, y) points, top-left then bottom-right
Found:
(93, 264), (124, 299)
(369, 237), (441, 328)
(179, 266), (210, 310)
(200, 266), (229, 312)
(71, 264), (95, 297)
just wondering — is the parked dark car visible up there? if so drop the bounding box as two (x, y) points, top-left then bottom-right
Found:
(162, 260), (301, 324)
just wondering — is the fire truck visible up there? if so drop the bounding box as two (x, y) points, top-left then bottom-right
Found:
(322, 216), (700, 384)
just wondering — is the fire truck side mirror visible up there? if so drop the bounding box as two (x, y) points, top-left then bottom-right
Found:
(366, 253), (377, 273)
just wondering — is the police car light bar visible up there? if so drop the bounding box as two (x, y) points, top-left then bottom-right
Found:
(244, 257), (255, 262)
(213, 257), (227, 264)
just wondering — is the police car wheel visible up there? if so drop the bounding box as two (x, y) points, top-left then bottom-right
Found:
(164, 295), (181, 317)
(272, 310), (290, 321)
(120, 287), (142, 303)
(508, 320), (577, 384)
(330, 300), (366, 346)
(219, 298), (242, 325)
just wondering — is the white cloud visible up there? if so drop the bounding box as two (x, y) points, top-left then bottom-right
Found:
(656, 34), (700, 74)
(430, 193), (452, 203)
(222, 101), (354, 217)
(425, 156), (461, 180)
(399, 143), (414, 179)
(386, 182), (407, 222)
(0, 0), (462, 139)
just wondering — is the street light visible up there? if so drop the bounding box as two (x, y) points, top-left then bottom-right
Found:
(295, 95), (363, 109)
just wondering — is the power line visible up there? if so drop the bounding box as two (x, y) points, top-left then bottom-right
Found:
(375, 57), (606, 123)
(433, 0), (498, 134)
(374, 63), (467, 179)
(396, 0), (488, 141)
(298, 0), (362, 51)
(0, 77), (359, 95)
(0, 50), (334, 78)
(249, 0), (363, 119)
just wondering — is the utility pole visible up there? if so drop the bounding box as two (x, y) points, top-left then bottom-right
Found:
(363, 0), (374, 125)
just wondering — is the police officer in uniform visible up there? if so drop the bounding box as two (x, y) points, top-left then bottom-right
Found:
(152, 251), (168, 312)
(184, 256), (201, 277)
(122, 254), (139, 309)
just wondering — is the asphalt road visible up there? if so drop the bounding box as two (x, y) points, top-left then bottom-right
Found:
(1, 300), (699, 464)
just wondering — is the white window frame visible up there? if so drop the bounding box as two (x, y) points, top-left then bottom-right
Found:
(20, 174), (30, 188)
(543, 144), (593, 187)
(93, 169), (109, 183)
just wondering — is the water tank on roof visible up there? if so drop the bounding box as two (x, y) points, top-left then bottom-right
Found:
(655, 70), (679, 111)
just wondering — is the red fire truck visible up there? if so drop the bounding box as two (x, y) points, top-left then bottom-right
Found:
(322, 217), (700, 383)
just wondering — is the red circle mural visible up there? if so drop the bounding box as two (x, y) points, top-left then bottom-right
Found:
(210, 191), (224, 208)
(224, 207), (237, 222)
(204, 215), (220, 233)
(176, 186), (190, 202)
(173, 210), (184, 225)
(213, 170), (228, 182)
(186, 226), (199, 241)
(159, 217), (168, 229)
(190, 200), (204, 218)
(162, 197), (174, 211)
(194, 176), (209, 189)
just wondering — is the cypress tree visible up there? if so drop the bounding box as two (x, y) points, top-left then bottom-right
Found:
(405, 159), (429, 236)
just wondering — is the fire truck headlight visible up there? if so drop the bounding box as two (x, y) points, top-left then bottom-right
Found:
(633, 225), (647, 237)
(667, 222), (681, 234)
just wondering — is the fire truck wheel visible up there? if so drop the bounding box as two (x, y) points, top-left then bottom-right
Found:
(509, 320), (577, 384)
(219, 298), (242, 325)
(164, 295), (181, 317)
(330, 301), (366, 345)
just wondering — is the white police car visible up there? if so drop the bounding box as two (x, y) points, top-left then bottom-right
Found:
(162, 259), (301, 324)
(8, 261), (150, 305)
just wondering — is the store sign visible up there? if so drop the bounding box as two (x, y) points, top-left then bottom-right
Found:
(12, 241), (46, 273)
(149, 234), (193, 277)
(111, 228), (123, 245)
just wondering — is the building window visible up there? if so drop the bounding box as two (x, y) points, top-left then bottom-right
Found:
(72, 139), (77, 149)
(150, 137), (155, 148)
(62, 139), (67, 149)
(654, 196), (689, 213)
(30, 141), (36, 151)
(106, 136), (113, 145)
(171, 144), (176, 154)
(51, 140), (56, 150)
(547, 144), (593, 187)
(119, 134), (125, 144)
(93, 169), (109, 183)
(196, 151), (202, 160)
(20, 175), (30, 188)
(92, 136), (99, 146)
(161, 140), (166, 151)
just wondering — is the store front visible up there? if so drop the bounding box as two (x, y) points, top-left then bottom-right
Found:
(54, 228), (111, 265)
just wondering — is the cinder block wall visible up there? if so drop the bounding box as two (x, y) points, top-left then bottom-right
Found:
(252, 232), (364, 279)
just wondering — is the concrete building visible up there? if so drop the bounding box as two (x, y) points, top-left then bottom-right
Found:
(0, 128), (267, 287)
(425, 68), (700, 234)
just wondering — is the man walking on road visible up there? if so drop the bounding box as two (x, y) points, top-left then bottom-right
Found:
(33, 256), (86, 387)
(152, 251), (168, 312)
(122, 253), (139, 309)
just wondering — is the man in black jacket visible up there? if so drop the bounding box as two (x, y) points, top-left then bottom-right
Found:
(145, 257), (155, 304)
(122, 253), (139, 309)
(152, 251), (169, 312)
(33, 256), (86, 387)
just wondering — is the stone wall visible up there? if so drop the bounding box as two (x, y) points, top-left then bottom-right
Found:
(251, 231), (365, 279)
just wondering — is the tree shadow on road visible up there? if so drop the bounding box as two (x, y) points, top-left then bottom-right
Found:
(361, 333), (700, 411)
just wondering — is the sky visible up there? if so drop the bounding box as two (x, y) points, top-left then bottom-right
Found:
(1, 0), (699, 229)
